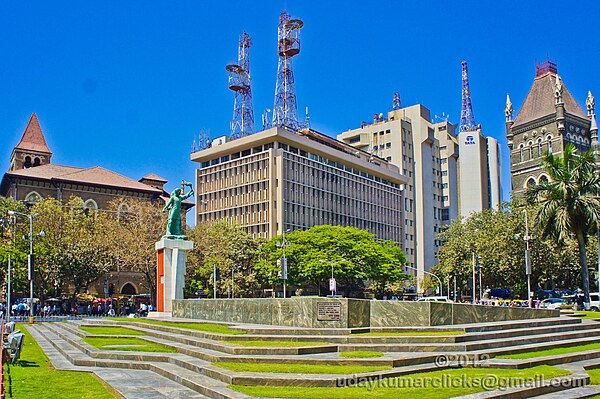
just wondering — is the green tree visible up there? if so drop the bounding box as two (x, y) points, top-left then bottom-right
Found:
(0, 196), (29, 299)
(257, 225), (407, 298)
(526, 144), (600, 304)
(105, 198), (166, 304)
(435, 200), (581, 299)
(186, 221), (261, 298)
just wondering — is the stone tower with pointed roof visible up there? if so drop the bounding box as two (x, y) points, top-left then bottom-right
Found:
(506, 61), (593, 196)
(9, 112), (53, 171)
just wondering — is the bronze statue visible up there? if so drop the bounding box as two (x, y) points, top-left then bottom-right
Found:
(163, 181), (194, 239)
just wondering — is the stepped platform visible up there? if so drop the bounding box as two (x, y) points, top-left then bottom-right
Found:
(26, 315), (600, 399)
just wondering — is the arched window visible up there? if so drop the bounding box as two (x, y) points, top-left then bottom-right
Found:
(528, 141), (533, 159)
(538, 175), (549, 184)
(24, 156), (32, 168)
(33, 157), (41, 167)
(547, 135), (553, 153)
(526, 177), (536, 188)
(121, 283), (137, 295)
(519, 143), (524, 162)
(538, 138), (543, 156)
(25, 191), (42, 205)
(84, 199), (98, 213)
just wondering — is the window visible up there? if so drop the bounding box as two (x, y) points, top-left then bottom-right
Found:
(84, 199), (98, 212)
(25, 191), (41, 205)
(547, 135), (553, 153)
(349, 136), (360, 144)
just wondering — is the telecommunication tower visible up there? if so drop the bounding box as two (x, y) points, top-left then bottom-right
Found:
(272, 11), (304, 131)
(458, 60), (477, 132)
(392, 92), (401, 110)
(227, 32), (254, 140)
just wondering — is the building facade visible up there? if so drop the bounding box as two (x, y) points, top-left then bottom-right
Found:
(339, 99), (502, 290)
(191, 127), (408, 244)
(506, 61), (593, 195)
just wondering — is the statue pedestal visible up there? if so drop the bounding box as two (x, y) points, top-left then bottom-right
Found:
(155, 238), (193, 313)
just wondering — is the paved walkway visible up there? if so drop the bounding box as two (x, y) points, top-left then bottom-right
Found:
(28, 325), (207, 399)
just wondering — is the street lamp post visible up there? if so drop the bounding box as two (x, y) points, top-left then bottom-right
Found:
(523, 210), (532, 304)
(8, 211), (44, 324)
(472, 252), (476, 304)
(405, 264), (443, 297)
(277, 229), (290, 298)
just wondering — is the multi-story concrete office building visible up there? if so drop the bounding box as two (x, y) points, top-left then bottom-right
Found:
(339, 102), (502, 290)
(190, 127), (408, 244)
(339, 105), (446, 288)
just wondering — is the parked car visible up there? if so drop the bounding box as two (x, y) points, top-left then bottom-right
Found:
(540, 298), (563, 309)
(417, 296), (453, 303)
(588, 293), (600, 312)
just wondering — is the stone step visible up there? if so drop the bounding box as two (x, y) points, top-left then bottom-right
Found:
(532, 386), (600, 398)
(467, 329), (600, 352)
(149, 362), (251, 399)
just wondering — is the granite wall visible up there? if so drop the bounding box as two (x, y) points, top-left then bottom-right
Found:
(172, 298), (559, 327)
(172, 297), (370, 328)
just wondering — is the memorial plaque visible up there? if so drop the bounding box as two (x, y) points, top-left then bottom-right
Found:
(317, 302), (342, 321)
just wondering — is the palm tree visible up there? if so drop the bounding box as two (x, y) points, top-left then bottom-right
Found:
(526, 144), (600, 304)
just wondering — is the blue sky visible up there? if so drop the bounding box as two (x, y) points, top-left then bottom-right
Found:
(1, 1), (599, 213)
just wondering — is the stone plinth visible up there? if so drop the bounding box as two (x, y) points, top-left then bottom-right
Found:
(172, 297), (560, 327)
(155, 238), (193, 313)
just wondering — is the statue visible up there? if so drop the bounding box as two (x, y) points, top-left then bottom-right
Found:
(163, 181), (194, 239)
(554, 75), (563, 104)
(587, 91), (595, 116)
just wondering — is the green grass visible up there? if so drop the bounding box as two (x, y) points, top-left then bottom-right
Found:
(6, 325), (118, 399)
(588, 368), (600, 385)
(111, 318), (246, 335)
(214, 362), (391, 374)
(497, 343), (600, 359)
(353, 331), (465, 336)
(231, 365), (570, 399)
(573, 311), (600, 320)
(340, 351), (385, 358)
(84, 336), (177, 352)
(79, 326), (145, 336)
(223, 340), (330, 347)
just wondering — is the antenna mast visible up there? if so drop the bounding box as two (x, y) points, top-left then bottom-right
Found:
(227, 32), (254, 140)
(272, 10), (304, 131)
(459, 60), (477, 132)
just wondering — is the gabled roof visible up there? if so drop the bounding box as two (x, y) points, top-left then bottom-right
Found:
(141, 173), (168, 182)
(14, 113), (52, 154)
(6, 164), (162, 193)
(513, 72), (587, 128)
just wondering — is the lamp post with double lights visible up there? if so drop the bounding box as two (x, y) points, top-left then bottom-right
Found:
(405, 264), (443, 297)
(8, 210), (45, 324)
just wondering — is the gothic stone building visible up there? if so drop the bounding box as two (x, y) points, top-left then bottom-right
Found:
(505, 61), (597, 196)
(1, 113), (193, 297)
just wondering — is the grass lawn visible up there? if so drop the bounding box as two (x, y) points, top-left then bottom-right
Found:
(497, 343), (600, 359)
(586, 368), (600, 385)
(84, 336), (177, 352)
(353, 331), (465, 336)
(111, 318), (246, 335)
(231, 365), (570, 399)
(223, 340), (330, 347)
(6, 325), (118, 399)
(214, 362), (391, 374)
(340, 351), (385, 358)
(573, 311), (600, 320)
(79, 326), (145, 336)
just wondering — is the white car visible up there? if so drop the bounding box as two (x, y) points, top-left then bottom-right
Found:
(588, 293), (599, 312)
(417, 296), (453, 303)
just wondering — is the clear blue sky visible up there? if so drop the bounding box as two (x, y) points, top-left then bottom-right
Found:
(2, 1), (599, 211)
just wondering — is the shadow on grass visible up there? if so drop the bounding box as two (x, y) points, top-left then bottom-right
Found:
(16, 360), (40, 368)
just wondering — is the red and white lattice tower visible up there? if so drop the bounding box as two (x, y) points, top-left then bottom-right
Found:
(227, 32), (254, 140)
(459, 60), (477, 132)
(272, 11), (304, 131)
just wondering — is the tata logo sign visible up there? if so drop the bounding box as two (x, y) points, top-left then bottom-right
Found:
(465, 135), (476, 145)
